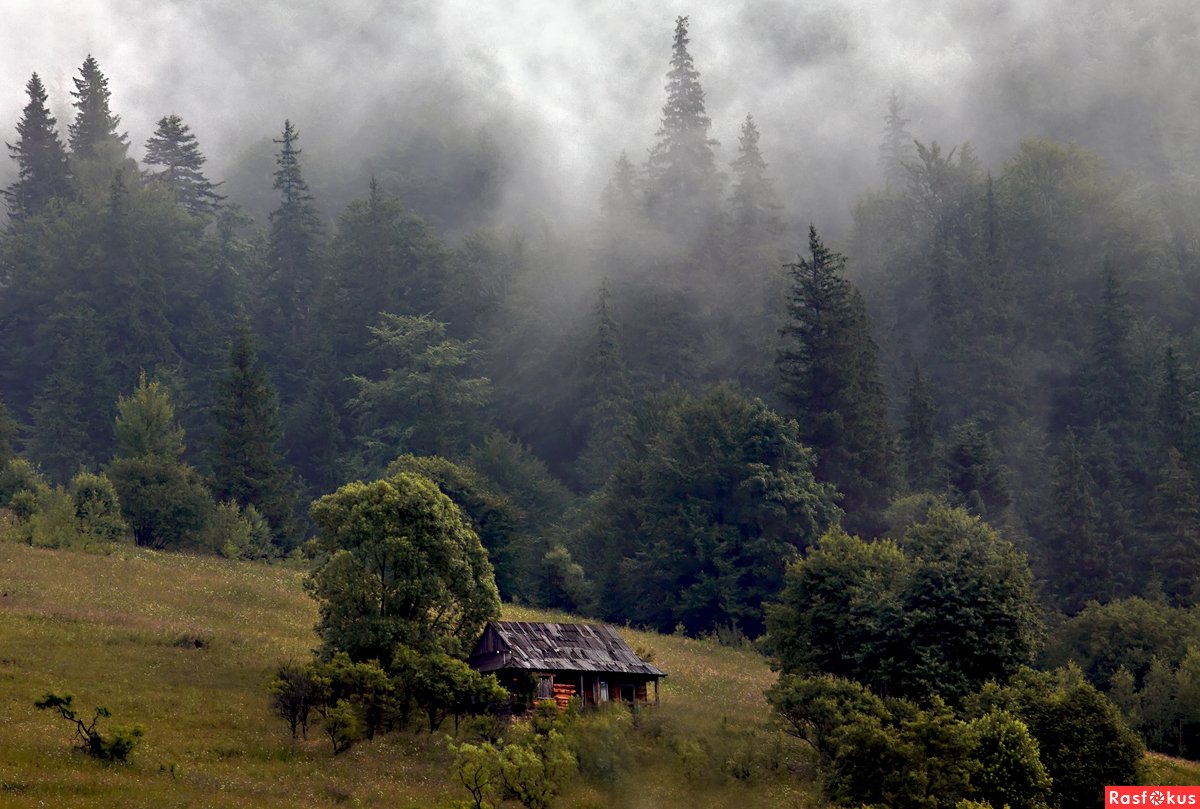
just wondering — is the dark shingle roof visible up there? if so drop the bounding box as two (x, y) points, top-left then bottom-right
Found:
(469, 620), (666, 677)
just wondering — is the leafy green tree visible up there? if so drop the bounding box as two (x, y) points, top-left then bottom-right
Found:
(5, 72), (72, 218)
(209, 328), (296, 548)
(70, 470), (127, 542)
(349, 313), (490, 463)
(769, 507), (1039, 702)
(968, 710), (1052, 809)
(306, 472), (500, 661)
(767, 673), (892, 760)
(107, 374), (211, 549)
(143, 114), (224, 216)
(400, 651), (506, 733)
(644, 15), (721, 232)
(969, 667), (1143, 809)
(386, 453), (528, 601)
(777, 225), (895, 536)
(583, 384), (838, 637)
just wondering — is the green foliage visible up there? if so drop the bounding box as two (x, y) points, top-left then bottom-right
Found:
(143, 114), (224, 216)
(967, 667), (1143, 809)
(4, 72), (72, 219)
(268, 661), (326, 742)
(777, 225), (895, 536)
(0, 458), (46, 509)
(70, 470), (127, 543)
(768, 507), (1040, 702)
(766, 673), (891, 759)
(321, 699), (360, 755)
(114, 372), (185, 460)
(400, 651), (506, 733)
(107, 455), (212, 550)
(307, 473), (500, 661)
(209, 328), (296, 549)
(34, 691), (143, 764)
(207, 501), (275, 560)
(386, 453), (530, 601)
(582, 383), (838, 638)
(968, 710), (1051, 809)
(350, 313), (490, 463)
(497, 728), (578, 809)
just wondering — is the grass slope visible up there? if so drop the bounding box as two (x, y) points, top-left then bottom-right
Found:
(0, 541), (818, 808)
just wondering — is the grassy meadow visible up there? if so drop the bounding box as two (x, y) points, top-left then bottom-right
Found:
(0, 538), (819, 808)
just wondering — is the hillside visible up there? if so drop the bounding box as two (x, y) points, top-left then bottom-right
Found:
(0, 539), (818, 808)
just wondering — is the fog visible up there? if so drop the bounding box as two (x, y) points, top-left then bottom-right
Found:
(1, 0), (1197, 235)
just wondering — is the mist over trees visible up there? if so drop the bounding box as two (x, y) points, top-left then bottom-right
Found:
(5, 8), (1200, 791)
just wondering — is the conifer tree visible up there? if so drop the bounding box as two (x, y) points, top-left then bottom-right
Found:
(1048, 429), (1117, 614)
(880, 89), (914, 193)
(777, 225), (895, 534)
(574, 281), (634, 488)
(210, 328), (297, 547)
(729, 114), (782, 241)
(67, 55), (128, 161)
(941, 419), (1010, 521)
(1080, 261), (1135, 431)
(645, 15), (720, 232)
(263, 120), (324, 348)
(902, 363), (938, 491)
(1152, 448), (1200, 606)
(144, 114), (224, 216)
(600, 151), (640, 233)
(4, 72), (72, 218)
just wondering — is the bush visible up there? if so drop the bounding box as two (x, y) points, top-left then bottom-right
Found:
(969, 710), (1051, 809)
(34, 692), (143, 764)
(0, 458), (45, 508)
(71, 470), (128, 543)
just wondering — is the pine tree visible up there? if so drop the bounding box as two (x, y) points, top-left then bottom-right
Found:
(1079, 260), (1135, 431)
(1152, 448), (1200, 606)
(729, 114), (782, 241)
(4, 72), (72, 218)
(263, 120), (324, 349)
(777, 225), (895, 534)
(1048, 429), (1117, 614)
(210, 328), (297, 547)
(941, 419), (1010, 521)
(880, 89), (914, 193)
(574, 280), (634, 488)
(902, 362), (938, 491)
(645, 15), (720, 232)
(144, 114), (224, 216)
(67, 55), (128, 161)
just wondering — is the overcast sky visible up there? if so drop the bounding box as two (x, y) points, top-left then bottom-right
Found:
(1, 0), (1195, 232)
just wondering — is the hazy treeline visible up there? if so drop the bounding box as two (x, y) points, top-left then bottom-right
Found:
(4, 13), (1200, 767)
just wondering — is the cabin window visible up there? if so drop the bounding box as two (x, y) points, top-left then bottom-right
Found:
(537, 675), (553, 700)
(621, 684), (635, 703)
(599, 681), (609, 702)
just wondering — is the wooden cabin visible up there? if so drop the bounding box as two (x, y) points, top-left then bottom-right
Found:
(467, 621), (666, 710)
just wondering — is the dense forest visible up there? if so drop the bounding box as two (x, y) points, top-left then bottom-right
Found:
(6, 10), (1200, 803)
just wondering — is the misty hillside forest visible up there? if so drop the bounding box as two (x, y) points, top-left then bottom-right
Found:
(7, 10), (1200, 809)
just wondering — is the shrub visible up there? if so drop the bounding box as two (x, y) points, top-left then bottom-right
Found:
(71, 470), (128, 543)
(34, 692), (143, 764)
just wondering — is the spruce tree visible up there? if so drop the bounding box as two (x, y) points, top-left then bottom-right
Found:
(941, 419), (1010, 521)
(880, 89), (914, 193)
(645, 15), (720, 232)
(67, 55), (128, 162)
(210, 328), (297, 547)
(144, 114), (224, 216)
(1048, 429), (1117, 614)
(729, 114), (782, 242)
(777, 225), (895, 534)
(1079, 261), (1135, 431)
(600, 151), (640, 233)
(902, 362), (938, 491)
(1152, 448), (1200, 606)
(574, 280), (634, 488)
(5, 72), (72, 218)
(263, 120), (324, 349)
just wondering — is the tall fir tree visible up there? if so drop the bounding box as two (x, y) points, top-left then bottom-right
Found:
(67, 55), (129, 175)
(777, 225), (895, 535)
(941, 419), (1011, 522)
(645, 15), (721, 233)
(729, 114), (782, 242)
(1151, 448), (1200, 606)
(4, 72), (72, 218)
(1079, 260), (1135, 431)
(144, 114), (224, 216)
(574, 280), (634, 489)
(1047, 429), (1117, 614)
(902, 362), (938, 491)
(210, 328), (297, 548)
(263, 120), (324, 351)
(880, 89), (914, 193)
